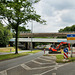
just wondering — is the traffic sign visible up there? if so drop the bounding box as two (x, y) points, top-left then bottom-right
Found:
(64, 48), (68, 59)
(64, 48), (68, 53)
(64, 53), (68, 59)
(67, 34), (75, 37)
(67, 34), (75, 43)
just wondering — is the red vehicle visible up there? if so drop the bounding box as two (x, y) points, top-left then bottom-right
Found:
(49, 42), (71, 53)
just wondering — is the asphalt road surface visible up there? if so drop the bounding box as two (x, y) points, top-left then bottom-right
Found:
(0, 51), (75, 75)
(0, 51), (45, 71)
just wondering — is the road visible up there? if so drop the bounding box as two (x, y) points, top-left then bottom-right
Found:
(0, 51), (46, 71)
(43, 62), (75, 75)
(0, 51), (75, 75)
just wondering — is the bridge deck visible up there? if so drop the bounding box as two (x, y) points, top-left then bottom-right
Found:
(10, 38), (67, 43)
(19, 33), (75, 37)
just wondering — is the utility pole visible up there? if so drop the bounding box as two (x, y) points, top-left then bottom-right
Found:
(71, 44), (73, 58)
(31, 21), (33, 52)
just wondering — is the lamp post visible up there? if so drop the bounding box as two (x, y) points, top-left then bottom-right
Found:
(31, 21), (33, 52)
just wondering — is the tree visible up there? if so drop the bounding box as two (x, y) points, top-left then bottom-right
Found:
(18, 26), (31, 33)
(0, 0), (46, 54)
(0, 22), (12, 47)
(59, 25), (75, 32)
(71, 25), (75, 31)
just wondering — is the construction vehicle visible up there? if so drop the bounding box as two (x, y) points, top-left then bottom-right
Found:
(49, 42), (71, 53)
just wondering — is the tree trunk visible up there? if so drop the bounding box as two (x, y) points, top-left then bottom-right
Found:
(15, 26), (18, 54)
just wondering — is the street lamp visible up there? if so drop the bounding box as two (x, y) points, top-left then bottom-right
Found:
(31, 21), (33, 52)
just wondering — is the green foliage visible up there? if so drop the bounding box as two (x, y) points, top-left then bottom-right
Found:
(0, 53), (28, 61)
(0, 22), (12, 47)
(59, 25), (75, 32)
(56, 55), (75, 63)
(0, 50), (41, 61)
(0, 0), (46, 54)
(18, 26), (31, 32)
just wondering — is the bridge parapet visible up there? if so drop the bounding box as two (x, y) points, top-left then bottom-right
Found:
(19, 33), (72, 37)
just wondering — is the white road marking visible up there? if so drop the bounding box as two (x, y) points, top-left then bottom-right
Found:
(52, 73), (56, 75)
(38, 57), (53, 61)
(33, 74), (41, 75)
(21, 64), (31, 70)
(32, 60), (42, 64)
(40, 68), (56, 75)
(0, 56), (70, 75)
(40, 63), (70, 75)
(0, 56), (42, 72)
(55, 63), (58, 70)
(41, 56), (56, 60)
(0, 70), (7, 75)
(32, 59), (56, 65)
(32, 65), (55, 70)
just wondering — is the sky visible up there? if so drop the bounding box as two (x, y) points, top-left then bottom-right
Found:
(27, 0), (75, 33)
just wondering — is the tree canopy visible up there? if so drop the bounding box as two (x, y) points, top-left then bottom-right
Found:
(0, 0), (46, 54)
(59, 25), (75, 32)
(0, 22), (12, 47)
(18, 26), (31, 33)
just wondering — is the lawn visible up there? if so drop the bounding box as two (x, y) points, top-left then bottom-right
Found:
(56, 55), (75, 63)
(0, 47), (20, 52)
(43, 54), (75, 63)
(0, 50), (42, 61)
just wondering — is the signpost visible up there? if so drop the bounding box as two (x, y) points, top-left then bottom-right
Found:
(67, 34), (75, 57)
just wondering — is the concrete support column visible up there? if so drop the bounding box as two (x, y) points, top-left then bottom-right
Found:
(25, 42), (28, 50)
(33, 42), (35, 49)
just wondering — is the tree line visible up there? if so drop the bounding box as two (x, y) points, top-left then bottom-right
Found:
(0, 22), (31, 47)
(0, 22), (12, 47)
(59, 25), (75, 32)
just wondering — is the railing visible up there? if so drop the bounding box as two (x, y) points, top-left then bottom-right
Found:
(59, 31), (75, 33)
(20, 31), (75, 33)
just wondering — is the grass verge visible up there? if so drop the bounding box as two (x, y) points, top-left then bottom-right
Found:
(0, 50), (41, 61)
(43, 54), (75, 63)
(0, 47), (21, 52)
(56, 55), (75, 63)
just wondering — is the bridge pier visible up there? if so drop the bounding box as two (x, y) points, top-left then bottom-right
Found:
(33, 42), (35, 49)
(25, 42), (35, 50)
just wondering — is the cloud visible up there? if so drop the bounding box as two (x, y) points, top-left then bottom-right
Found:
(43, 0), (75, 10)
(28, 0), (75, 33)
(61, 10), (75, 24)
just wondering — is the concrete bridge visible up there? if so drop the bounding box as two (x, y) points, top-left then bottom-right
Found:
(19, 32), (75, 37)
(10, 32), (75, 50)
(9, 38), (67, 50)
